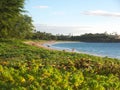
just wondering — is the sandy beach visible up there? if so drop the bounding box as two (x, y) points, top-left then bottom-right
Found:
(24, 41), (119, 58)
(24, 40), (77, 52)
(24, 40), (57, 50)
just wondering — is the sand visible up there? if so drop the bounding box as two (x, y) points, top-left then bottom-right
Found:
(24, 40), (76, 52)
(24, 40), (57, 50)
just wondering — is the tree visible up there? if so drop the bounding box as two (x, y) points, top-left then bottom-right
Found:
(10, 14), (34, 39)
(0, 0), (34, 38)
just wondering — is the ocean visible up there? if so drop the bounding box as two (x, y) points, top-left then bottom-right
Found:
(51, 42), (120, 59)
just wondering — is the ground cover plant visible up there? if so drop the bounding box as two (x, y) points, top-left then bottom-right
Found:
(0, 39), (120, 90)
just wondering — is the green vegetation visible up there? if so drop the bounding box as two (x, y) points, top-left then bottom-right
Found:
(70, 33), (120, 42)
(32, 31), (57, 40)
(0, 39), (120, 90)
(32, 31), (120, 42)
(0, 0), (34, 39)
(0, 0), (120, 89)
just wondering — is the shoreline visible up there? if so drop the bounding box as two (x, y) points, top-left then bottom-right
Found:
(24, 40), (57, 50)
(24, 40), (103, 57)
(24, 40), (120, 59)
(24, 40), (81, 53)
(24, 40), (77, 51)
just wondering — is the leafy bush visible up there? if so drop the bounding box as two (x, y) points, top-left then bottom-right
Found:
(0, 39), (120, 89)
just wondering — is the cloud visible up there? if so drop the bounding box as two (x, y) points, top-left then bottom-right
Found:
(34, 24), (120, 35)
(82, 10), (120, 17)
(34, 24), (93, 35)
(33, 6), (49, 9)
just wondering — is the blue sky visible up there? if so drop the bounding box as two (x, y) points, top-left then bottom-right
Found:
(25, 0), (120, 35)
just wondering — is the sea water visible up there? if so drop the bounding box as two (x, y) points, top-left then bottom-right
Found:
(51, 42), (120, 59)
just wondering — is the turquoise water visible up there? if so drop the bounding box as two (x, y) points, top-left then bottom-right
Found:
(52, 42), (120, 59)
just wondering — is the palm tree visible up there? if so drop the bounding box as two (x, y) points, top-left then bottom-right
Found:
(0, 0), (25, 38)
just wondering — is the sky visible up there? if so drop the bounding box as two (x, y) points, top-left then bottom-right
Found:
(25, 0), (120, 35)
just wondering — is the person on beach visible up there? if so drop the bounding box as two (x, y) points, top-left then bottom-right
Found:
(72, 48), (75, 52)
(47, 45), (50, 47)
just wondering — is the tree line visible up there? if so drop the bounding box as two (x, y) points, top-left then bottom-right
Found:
(31, 31), (120, 42)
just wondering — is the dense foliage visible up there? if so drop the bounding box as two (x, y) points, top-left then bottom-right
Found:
(0, 39), (120, 89)
(0, 0), (120, 89)
(70, 33), (120, 42)
(32, 31), (120, 42)
(0, 0), (34, 39)
(32, 31), (56, 40)
(12, 15), (34, 39)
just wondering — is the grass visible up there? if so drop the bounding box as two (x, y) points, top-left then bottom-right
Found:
(0, 39), (120, 90)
